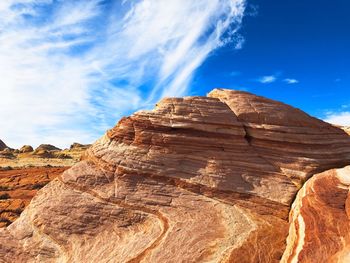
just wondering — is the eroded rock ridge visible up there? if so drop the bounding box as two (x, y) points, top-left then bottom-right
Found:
(0, 89), (350, 263)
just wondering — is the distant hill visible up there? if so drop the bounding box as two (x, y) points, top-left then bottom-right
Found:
(0, 142), (90, 227)
(0, 139), (7, 151)
(0, 142), (90, 168)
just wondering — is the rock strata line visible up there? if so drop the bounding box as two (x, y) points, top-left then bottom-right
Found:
(58, 175), (170, 263)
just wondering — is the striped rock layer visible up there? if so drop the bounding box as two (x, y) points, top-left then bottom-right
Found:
(0, 89), (350, 263)
(281, 166), (350, 263)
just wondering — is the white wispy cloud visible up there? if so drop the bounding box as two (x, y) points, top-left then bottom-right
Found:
(0, 0), (246, 148)
(257, 75), (299, 85)
(229, 71), (241, 77)
(283, 78), (299, 84)
(258, 75), (277, 84)
(325, 112), (350, 126)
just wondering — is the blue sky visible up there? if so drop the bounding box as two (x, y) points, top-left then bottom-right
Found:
(194, 0), (350, 123)
(0, 0), (349, 148)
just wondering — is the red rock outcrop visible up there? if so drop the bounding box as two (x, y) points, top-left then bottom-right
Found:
(0, 167), (69, 227)
(281, 166), (350, 263)
(209, 89), (350, 185)
(0, 89), (349, 262)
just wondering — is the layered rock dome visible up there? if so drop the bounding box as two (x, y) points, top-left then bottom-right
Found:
(0, 89), (349, 262)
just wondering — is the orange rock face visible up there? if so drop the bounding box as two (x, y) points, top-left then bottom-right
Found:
(209, 89), (350, 184)
(0, 89), (350, 262)
(0, 167), (69, 227)
(282, 166), (350, 263)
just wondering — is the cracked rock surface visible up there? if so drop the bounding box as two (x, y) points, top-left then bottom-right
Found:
(1, 89), (350, 262)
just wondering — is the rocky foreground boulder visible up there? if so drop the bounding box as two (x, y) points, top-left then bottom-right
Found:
(282, 166), (350, 262)
(0, 89), (349, 262)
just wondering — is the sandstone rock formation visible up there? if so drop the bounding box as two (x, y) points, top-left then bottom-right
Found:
(35, 144), (61, 152)
(0, 148), (15, 159)
(32, 144), (62, 158)
(0, 167), (68, 227)
(0, 89), (349, 262)
(0, 144), (89, 226)
(208, 89), (350, 186)
(0, 140), (7, 151)
(0, 142), (89, 168)
(19, 145), (34, 153)
(70, 142), (91, 150)
(282, 166), (350, 263)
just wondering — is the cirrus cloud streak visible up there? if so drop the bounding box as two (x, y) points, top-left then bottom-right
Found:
(0, 0), (246, 148)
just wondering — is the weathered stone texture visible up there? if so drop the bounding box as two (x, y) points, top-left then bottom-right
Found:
(1, 89), (350, 262)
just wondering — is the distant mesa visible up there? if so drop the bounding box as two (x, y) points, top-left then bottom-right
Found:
(34, 144), (61, 152)
(0, 141), (89, 169)
(2, 148), (14, 154)
(32, 149), (54, 158)
(19, 145), (34, 153)
(0, 147), (15, 159)
(0, 139), (8, 151)
(52, 152), (73, 159)
(70, 142), (91, 150)
(0, 141), (89, 227)
(32, 144), (61, 158)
